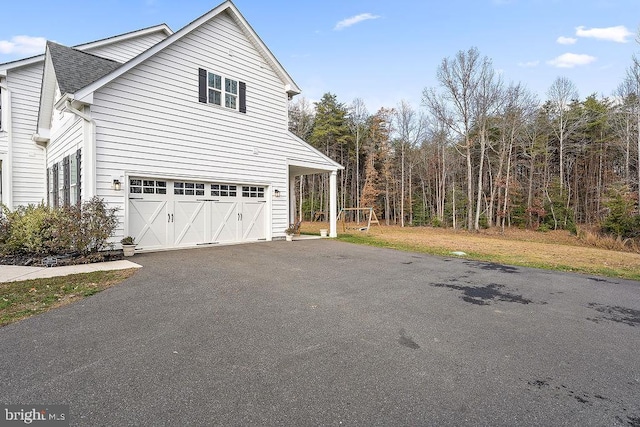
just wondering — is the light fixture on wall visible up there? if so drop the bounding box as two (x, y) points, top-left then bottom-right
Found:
(274, 189), (281, 198)
(112, 179), (122, 191)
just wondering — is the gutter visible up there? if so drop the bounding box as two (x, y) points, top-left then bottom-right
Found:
(0, 78), (14, 208)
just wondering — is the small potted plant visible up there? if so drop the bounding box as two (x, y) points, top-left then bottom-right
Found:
(284, 226), (295, 241)
(121, 236), (137, 256)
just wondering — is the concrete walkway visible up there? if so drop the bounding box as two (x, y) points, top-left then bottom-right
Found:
(0, 260), (142, 283)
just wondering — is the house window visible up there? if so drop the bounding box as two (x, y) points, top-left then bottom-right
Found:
(47, 167), (56, 207)
(198, 68), (246, 113)
(130, 179), (167, 194)
(225, 78), (237, 109)
(211, 184), (237, 197)
(174, 182), (204, 196)
(242, 186), (264, 198)
(70, 154), (79, 205)
(0, 87), (3, 132)
(207, 72), (237, 110)
(57, 163), (65, 206)
(208, 73), (222, 106)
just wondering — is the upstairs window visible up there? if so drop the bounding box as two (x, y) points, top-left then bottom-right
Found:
(198, 68), (246, 113)
(224, 78), (237, 109)
(208, 73), (222, 106)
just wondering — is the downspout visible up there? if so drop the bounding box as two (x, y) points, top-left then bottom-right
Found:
(0, 78), (14, 209)
(61, 99), (97, 199)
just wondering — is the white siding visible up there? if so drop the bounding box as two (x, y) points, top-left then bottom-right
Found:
(6, 63), (46, 207)
(48, 112), (83, 167)
(91, 11), (333, 238)
(84, 32), (168, 63)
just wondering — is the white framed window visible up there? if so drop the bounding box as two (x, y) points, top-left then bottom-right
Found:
(130, 179), (167, 195)
(70, 155), (79, 205)
(207, 72), (238, 111)
(242, 186), (264, 198)
(199, 68), (246, 113)
(57, 164), (65, 205)
(211, 184), (237, 197)
(174, 181), (204, 196)
(47, 167), (55, 207)
(224, 78), (237, 109)
(208, 72), (222, 106)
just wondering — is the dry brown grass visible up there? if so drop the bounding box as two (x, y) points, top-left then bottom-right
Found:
(300, 222), (640, 280)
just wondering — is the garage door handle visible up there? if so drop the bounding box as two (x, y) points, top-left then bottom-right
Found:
(168, 214), (174, 223)
(129, 197), (143, 200)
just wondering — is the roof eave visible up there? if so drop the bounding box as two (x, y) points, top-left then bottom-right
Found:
(75, 1), (303, 101)
(0, 23), (173, 72)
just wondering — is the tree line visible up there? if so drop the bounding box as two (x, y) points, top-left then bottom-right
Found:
(288, 42), (640, 239)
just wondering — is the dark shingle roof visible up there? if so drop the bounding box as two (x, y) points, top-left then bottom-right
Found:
(47, 41), (122, 94)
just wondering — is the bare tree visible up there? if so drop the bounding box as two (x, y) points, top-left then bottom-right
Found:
(620, 53), (640, 203)
(546, 76), (579, 192)
(393, 100), (426, 227)
(349, 98), (369, 220)
(471, 57), (503, 230)
(424, 47), (499, 230)
(288, 97), (315, 139)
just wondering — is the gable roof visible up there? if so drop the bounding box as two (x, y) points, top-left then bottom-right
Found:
(0, 24), (172, 74)
(47, 42), (122, 94)
(73, 0), (301, 103)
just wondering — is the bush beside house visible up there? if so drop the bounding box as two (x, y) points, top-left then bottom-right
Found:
(0, 197), (119, 262)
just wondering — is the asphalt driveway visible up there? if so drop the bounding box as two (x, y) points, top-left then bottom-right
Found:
(1, 240), (639, 426)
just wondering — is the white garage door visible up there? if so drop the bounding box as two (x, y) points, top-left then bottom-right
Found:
(128, 178), (267, 250)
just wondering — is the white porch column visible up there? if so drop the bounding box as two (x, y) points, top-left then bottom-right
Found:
(329, 170), (337, 237)
(289, 174), (296, 224)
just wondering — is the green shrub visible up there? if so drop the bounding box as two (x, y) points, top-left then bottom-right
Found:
(0, 197), (119, 256)
(601, 185), (640, 239)
(0, 203), (53, 254)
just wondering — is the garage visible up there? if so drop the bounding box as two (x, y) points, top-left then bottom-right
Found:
(128, 177), (267, 250)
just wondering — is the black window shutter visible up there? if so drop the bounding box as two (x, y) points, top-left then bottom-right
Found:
(52, 163), (59, 208)
(198, 68), (207, 103)
(239, 81), (246, 113)
(63, 156), (70, 207)
(76, 149), (82, 204)
(46, 168), (50, 207)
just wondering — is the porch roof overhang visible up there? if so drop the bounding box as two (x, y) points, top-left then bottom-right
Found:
(287, 159), (343, 177)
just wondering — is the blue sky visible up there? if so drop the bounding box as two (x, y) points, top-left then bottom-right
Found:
(1, 0), (638, 112)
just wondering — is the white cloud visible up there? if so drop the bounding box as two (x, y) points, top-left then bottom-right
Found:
(517, 60), (540, 68)
(547, 53), (596, 68)
(334, 13), (380, 31)
(575, 25), (634, 43)
(0, 35), (47, 55)
(557, 36), (577, 45)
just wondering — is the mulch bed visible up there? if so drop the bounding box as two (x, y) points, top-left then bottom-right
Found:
(0, 250), (124, 267)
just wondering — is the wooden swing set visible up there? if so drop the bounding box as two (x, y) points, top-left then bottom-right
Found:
(336, 207), (381, 233)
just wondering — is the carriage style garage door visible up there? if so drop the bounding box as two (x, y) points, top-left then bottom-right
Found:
(128, 178), (267, 250)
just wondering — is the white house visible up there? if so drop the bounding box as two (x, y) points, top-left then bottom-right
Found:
(0, 1), (342, 251)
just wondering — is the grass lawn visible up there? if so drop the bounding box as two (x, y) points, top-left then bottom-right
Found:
(301, 222), (640, 281)
(0, 269), (137, 327)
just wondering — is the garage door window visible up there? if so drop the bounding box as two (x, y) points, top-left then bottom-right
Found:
(130, 179), (167, 194)
(174, 182), (205, 196)
(242, 186), (264, 198)
(211, 184), (237, 197)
